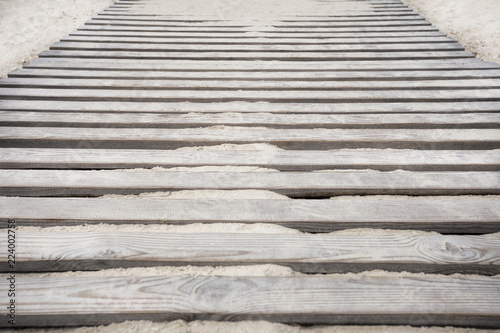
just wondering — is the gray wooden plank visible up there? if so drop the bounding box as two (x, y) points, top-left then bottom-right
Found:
(60, 35), (456, 44)
(49, 41), (464, 52)
(69, 30), (448, 38)
(3, 274), (500, 327)
(39, 49), (473, 61)
(25, 57), (498, 70)
(1, 100), (499, 114)
(1, 196), (500, 233)
(10, 68), (500, 80)
(1, 127), (498, 150)
(84, 19), (431, 27)
(2, 111), (498, 129)
(3, 77), (499, 90)
(89, 15), (427, 22)
(0, 148), (497, 171)
(2, 88), (499, 102)
(77, 24), (440, 32)
(5, 231), (500, 274)
(2, 170), (498, 197)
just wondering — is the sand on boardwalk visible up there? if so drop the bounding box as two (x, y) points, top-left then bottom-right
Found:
(402, 0), (500, 64)
(2, 0), (499, 332)
(0, 0), (115, 77)
(4, 320), (496, 333)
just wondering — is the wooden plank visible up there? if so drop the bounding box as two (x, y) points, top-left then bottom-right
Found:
(1, 100), (499, 114)
(77, 24), (440, 32)
(1, 100), (500, 114)
(10, 68), (500, 80)
(3, 274), (500, 327)
(25, 58), (498, 71)
(0, 127), (498, 150)
(1, 170), (498, 197)
(60, 35), (456, 44)
(1, 196), (500, 233)
(5, 231), (500, 274)
(69, 30), (449, 38)
(3, 77), (499, 90)
(83, 19), (432, 27)
(0, 148), (497, 171)
(2, 88), (499, 102)
(38, 50), (473, 61)
(89, 15), (427, 22)
(49, 41), (464, 52)
(2, 111), (499, 129)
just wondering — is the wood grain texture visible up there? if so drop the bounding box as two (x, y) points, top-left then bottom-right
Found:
(1, 170), (498, 197)
(3, 274), (499, 327)
(68, 30), (449, 38)
(39, 49), (473, 61)
(1, 196), (499, 233)
(76, 24), (440, 33)
(4, 231), (500, 274)
(61, 35), (454, 44)
(13, 68), (500, 80)
(49, 41), (464, 52)
(1, 100), (500, 114)
(83, 19), (432, 27)
(2, 111), (499, 129)
(2, 88), (499, 102)
(26, 58), (497, 71)
(0, 148), (498, 171)
(1, 127), (498, 150)
(4, 78), (500, 90)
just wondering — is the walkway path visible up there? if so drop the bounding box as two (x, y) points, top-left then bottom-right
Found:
(0, 0), (499, 328)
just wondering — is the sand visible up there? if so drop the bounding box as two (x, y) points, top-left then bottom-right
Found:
(101, 189), (290, 199)
(402, 0), (500, 64)
(4, 321), (496, 333)
(0, 0), (115, 77)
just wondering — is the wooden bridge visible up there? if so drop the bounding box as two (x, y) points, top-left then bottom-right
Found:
(1, 0), (500, 328)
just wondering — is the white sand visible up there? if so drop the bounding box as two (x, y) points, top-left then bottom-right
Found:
(402, 0), (500, 64)
(123, 166), (280, 173)
(4, 321), (495, 333)
(16, 222), (302, 234)
(0, 0), (115, 77)
(101, 189), (290, 199)
(176, 143), (283, 151)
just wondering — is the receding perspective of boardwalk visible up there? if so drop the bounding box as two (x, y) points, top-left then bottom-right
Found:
(1, 0), (500, 329)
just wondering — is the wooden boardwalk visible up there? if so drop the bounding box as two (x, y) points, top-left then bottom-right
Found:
(1, 0), (500, 328)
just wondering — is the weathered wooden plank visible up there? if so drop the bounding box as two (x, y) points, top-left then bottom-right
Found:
(1, 100), (499, 114)
(90, 16), (426, 23)
(2, 88), (499, 102)
(0, 127), (498, 150)
(2, 170), (498, 197)
(0, 100), (500, 114)
(69, 30), (448, 38)
(1, 273), (500, 327)
(77, 24), (438, 33)
(60, 35), (455, 44)
(25, 58), (498, 70)
(1, 196), (500, 233)
(0, 148), (497, 171)
(84, 19), (431, 27)
(39, 49), (473, 61)
(49, 41), (464, 52)
(5, 231), (500, 274)
(2, 111), (498, 129)
(10, 68), (500, 80)
(91, 15), (427, 22)
(3, 77), (499, 90)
